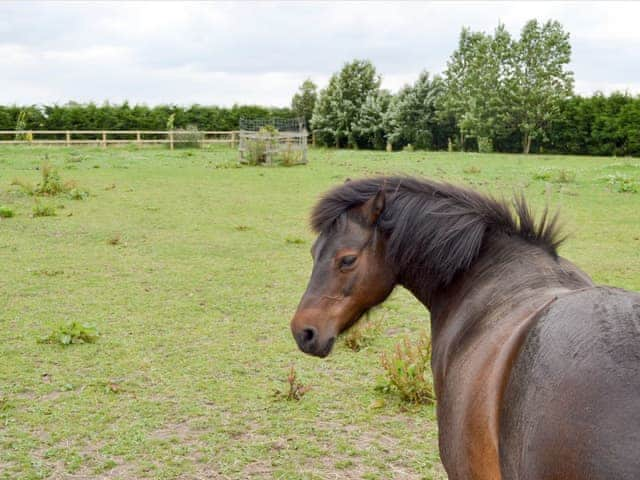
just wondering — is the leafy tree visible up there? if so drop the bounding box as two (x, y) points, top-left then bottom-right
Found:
(508, 20), (574, 153)
(385, 72), (452, 150)
(443, 25), (514, 150)
(444, 20), (573, 153)
(291, 79), (317, 130)
(351, 90), (392, 150)
(311, 59), (381, 148)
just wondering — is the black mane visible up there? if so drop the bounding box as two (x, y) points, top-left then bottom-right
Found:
(311, 176), (564, 287)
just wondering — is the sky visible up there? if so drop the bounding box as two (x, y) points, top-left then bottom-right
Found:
(1, 1), (639, 107)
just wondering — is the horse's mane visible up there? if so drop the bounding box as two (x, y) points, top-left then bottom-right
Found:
(311, 176), (564, 287)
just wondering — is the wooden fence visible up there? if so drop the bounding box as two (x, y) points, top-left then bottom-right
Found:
(0, 130), (239, 149)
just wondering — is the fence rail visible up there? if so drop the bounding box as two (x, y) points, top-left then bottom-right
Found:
(0, 130), (240, 149)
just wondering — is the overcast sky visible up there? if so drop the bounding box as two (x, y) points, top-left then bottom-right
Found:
(1, 1), (639, 107)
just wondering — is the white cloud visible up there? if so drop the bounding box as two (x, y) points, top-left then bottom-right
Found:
(1, 1), (639, 106)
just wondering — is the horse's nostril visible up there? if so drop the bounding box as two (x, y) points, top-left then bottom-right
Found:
(302, 327), (317, 344)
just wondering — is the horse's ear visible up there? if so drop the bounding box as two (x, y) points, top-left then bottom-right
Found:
(363, 189), (385, 225)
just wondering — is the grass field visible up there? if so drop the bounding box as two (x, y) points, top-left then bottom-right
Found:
(1, 145), (639, 480)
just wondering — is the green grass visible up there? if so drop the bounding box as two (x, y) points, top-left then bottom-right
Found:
(0, 145), (639, 479)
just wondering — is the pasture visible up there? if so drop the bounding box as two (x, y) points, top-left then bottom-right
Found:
(0, 146), (639, 480)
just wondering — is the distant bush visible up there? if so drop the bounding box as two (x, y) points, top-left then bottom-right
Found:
(172, 124), (204, 149)
(376, 330), (435, 404)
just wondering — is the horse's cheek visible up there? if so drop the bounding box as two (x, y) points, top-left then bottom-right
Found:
(342, 273), (358, 297)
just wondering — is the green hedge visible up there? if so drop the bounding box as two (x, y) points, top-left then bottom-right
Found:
(0, 103), (293, 133)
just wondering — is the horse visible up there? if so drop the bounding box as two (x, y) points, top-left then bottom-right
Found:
(290, 176), (640, 480)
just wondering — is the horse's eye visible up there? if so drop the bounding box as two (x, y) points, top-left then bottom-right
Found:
(340, 255), (357, 269)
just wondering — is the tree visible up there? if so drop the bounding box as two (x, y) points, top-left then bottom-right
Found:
(291, 79), (317, 130)
(311, 59), (381, 148)
(443, 25), (515, 150)
(444, 20), (573, 153)
(509, 20), (574, 153)
(385, 72), (451, 150)
(351, 90), (392, 150)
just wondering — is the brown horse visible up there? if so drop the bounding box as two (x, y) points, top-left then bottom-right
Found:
(290, 176), (640, 480)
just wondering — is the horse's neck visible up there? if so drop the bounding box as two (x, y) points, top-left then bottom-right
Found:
(402, 238), (593, 479)
(402, 236), (593, 377)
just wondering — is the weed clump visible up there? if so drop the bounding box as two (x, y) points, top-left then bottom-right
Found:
(463, 165), (482, 174)
(12, 159), (87, 198)
(36, 160), (68, 195)
(274, 365), (311, 401)
(67, 187), (89, 200)
(607, 173), (639, 193)
(38, 321), (99, 346)
(533, 167), (576, 183)
(32, 201), (56, 217)
(0, 205), (14, 218)
(285, 237), (305, 245)
(376, 330), (435, 404)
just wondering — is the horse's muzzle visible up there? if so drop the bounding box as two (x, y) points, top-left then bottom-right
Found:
(292, 324), (336, 358)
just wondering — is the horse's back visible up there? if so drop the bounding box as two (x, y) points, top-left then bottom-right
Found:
(500, 286), (640, 480)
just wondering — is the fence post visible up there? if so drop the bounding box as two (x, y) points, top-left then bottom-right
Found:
(169, 131), (174, 150)
(66, 131), (71, 147)
(29, 130), (33, 144)
(102, 131), (107, 148)
(231, 131), (237, 147)
(136, 131), (141, 147)
(312, 131), (316, 147)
